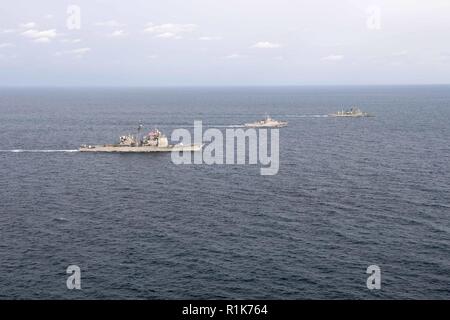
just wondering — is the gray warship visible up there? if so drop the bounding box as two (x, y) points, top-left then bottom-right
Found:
(329, 107), (373, 117)
(244, 115), (288, 128)
(79, 125), (202, 153)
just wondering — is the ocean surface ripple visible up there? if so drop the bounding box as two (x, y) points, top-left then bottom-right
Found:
(0, 86), (449, 299)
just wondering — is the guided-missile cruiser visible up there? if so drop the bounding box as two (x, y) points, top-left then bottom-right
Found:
(79, 125), (202, 153)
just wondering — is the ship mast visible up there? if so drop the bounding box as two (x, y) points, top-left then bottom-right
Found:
(137, 122), (143, 147)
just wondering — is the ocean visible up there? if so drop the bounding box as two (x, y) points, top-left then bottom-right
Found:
(0, 86), (449, 299)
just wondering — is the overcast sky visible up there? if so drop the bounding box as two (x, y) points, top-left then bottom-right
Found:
(1, 0), (450, 86)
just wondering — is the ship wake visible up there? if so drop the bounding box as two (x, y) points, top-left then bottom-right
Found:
(283, 114), (329, 118)
(0, 149), (79, 153)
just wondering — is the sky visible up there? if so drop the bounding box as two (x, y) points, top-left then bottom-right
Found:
(1, 0), (450, 86)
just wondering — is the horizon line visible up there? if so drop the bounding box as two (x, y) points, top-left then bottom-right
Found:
(1, 83), (450, 88)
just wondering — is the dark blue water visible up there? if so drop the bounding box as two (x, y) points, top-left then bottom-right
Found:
(0, 86), (449, 299)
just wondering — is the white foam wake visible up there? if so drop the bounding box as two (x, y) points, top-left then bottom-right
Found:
(283, 114), (329, 118)
(209, 125), (246, 128)
(0, 149), (79, 153)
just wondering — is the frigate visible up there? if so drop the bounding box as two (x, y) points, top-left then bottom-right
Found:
(244, 115), (288, 128)
(329, 107), (373, 117)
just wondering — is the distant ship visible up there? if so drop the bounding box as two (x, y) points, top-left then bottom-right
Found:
(244, 115), (288, 128)
(329, 107), (373, 117)
(79, 126), (202, 152)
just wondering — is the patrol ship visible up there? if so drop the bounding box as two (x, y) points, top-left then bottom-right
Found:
(329, 107), (373, 117)
(79, 126), (202, 152)
(244, 115), (288, 128)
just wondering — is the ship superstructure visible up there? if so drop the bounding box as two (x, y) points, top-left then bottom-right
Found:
(329, 107), (373, 117)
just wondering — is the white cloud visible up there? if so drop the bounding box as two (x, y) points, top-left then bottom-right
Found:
(61, 38), (82, 44)
(70, 48), (91, 55)
(252, 41), (282, 49)
(55, 47), (91, 57)
(391, 50), (408, 57)
(44, 14), (53, 19)
(109, 30), (127, 37)
(1, 29), (16, 34)
(0, 43), (15, 48)
(20, 22), (37, 28)
(321, 54), (344, 61)
(22, 29), (58, 43)
(156, 32), (179, 39)
(224, 53), (245, 59)
(198, 36), (221, 41)
(34, 38), (51, 43)
(144, 23), (197, 39)
(95, 20), (125, 27)
(148, 54), (158, 59)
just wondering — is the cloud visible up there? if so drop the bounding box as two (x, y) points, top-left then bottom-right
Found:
(69, 48), (91, 55)
(252, 41), (281, 49)
(20, 22), (37, 29)
(156, 32), (178, 39)
(0, 43), (15, 48)
(22, 29), (58, 43)
(224, 53), (245, 59)
(95, 20), (125, 27)
(147, 54), (158, 59)
(1, 29), (16, 34)
(144, 23), (197, 39)
(391, 50), (408, 57)
(109, 30), (127, 37)
(55, 47), (91, 57)
(61, 38), (82, 44)
(321, 54), (344, 61)
(34, 38), (51, 43)
(198, 36), (221, 41)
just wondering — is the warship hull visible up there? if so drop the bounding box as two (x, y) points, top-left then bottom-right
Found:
(79, 144), (203, 153)
(329, 114), (372, 117)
